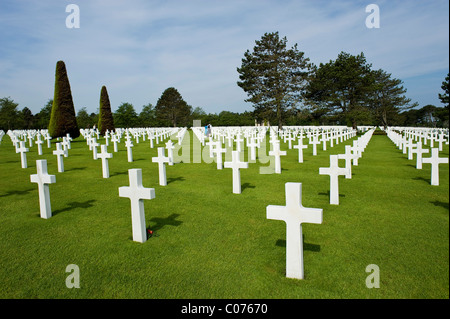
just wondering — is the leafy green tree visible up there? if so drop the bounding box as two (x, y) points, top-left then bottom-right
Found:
(48, 61), (80, 138)
(369, 69), (417, 128)
(438, 73), (449, 109)
(237, 32), (313, 129)
(77, 107), (93, 128)
(155, 87), (192, 127)
(138, 103), (158, 127)
(35, 99), (53, 129)
(0, 97), (20, 130)
(305, 52), (375, 128)
(98, 86), (115, 134)
(114, 102), (138, 128)
(20, 107), (34, 129)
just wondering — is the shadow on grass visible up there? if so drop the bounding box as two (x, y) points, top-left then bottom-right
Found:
(430, 200), (449, 210)
(110, 170), (129, 177)
(167, 176), (185, 184)
(242, 183), (256, 192)
(318, 190), (345, 198)
(52, 199), (97, 216)
(65, 166), (87, 172)
(0, 188), (34, 198)
(412, 176), (430, 185)
(275, 239), (320, 252)
(149, 213), (182, 231)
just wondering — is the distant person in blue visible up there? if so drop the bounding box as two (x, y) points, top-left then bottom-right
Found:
(206, 124), (212, 137)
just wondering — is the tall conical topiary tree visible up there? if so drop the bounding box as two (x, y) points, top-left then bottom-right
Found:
(48, 60), (80, 138)
(98, 85), (115, 135)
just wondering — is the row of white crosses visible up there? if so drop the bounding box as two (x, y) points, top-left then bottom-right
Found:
(25, 126), (180, 222)
(265, 128), (374, 280)
(319, 128), (375, 205)
(386, 127), (449, 186)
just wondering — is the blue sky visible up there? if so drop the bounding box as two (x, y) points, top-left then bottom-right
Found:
(0, 0), (448, 115)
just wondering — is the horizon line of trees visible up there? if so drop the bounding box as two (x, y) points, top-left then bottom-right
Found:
(1, 95), (448, 132)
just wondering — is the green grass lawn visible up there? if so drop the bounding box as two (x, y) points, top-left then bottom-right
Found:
(0, 130), (448, 299)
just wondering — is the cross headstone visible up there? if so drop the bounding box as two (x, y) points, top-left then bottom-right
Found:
(53, 142), (67, 172)
(165, 140), (175, 166)
(319, 155), (348, 205)
(235, 134), (244, 152)
(36, 134), (44, 155)
(91, 138), (99, 160)
(212, 140), (226, 170)
(16, 141), (29, 168)
(247, 137), (258, 162)
(119, 168), (155, 243)
(97, 145), (113, 178)
(30, 160), (56, 219)
(111, 134), (119, 152)
(310, 135), (320, 156)
(45, 134), (52, 148)
(269, 141), (286, 174)
(224, 150), (248, 194)
(293, 138), (308, 163)
(152, 147), (170, 186)
(337, 145), (354, 179)
(422, 148), (449, 186)
(266, 182), (323, 280)
(411, 142), (428, 169)
(125, 137), (134, 162)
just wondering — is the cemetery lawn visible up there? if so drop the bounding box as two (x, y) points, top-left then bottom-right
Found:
(0, 132), (448, 299)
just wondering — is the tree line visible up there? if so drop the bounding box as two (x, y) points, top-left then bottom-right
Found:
(1, 32), (449, 133)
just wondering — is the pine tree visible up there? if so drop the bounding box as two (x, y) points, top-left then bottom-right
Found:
(98, 85), (115, 135)
(48, 61), (80, 138)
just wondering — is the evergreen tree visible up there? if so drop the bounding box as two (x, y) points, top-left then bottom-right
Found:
(0, 97), (20, 130)
(155, 87), (191, 127)
(36, 99), (53, 129)
(98, 85), (115, 134)
(305, 52), (374, 128)
(48, 61), (80, 138)
(438, 73), (449, 109)
(114, 102), (138, 128)
(237, 32), (313, 129)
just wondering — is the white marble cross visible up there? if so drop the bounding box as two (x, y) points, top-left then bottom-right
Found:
(422, 148), (449, 186)
(119, 169), (155, 243)
(224, 150), (248, 194)
(111, 134), (119, 152)
(319, 155), (348, 205)
(16, 141), (29, 168)
(212, 140), (226, 170)
(36, 134), (44, 155)
(337, 145), (354, 179)
(285, 134), (295, 149)
(235, 134), (244, 152)
(125, 137), (134, 162)
(45, 134), (52, 148)
(165, 140), (175, 166)
(97, 145), (113, 178)
(152, 147), (170, 186)
(269, 141), (287, 174)
(30, 160), (56, 219)
(293, 138), (308, 163)
(411, 142), (428, 169)
(310, 135), (320, 156)
(247, 137), (258, 162)
(53, 142), (67, 172)
(436, 134), (446, 151)
(266, 182), (323, 280)
(91, 138), (99, 160)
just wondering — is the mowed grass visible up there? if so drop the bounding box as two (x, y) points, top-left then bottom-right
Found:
(0, 130), (448, 299)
